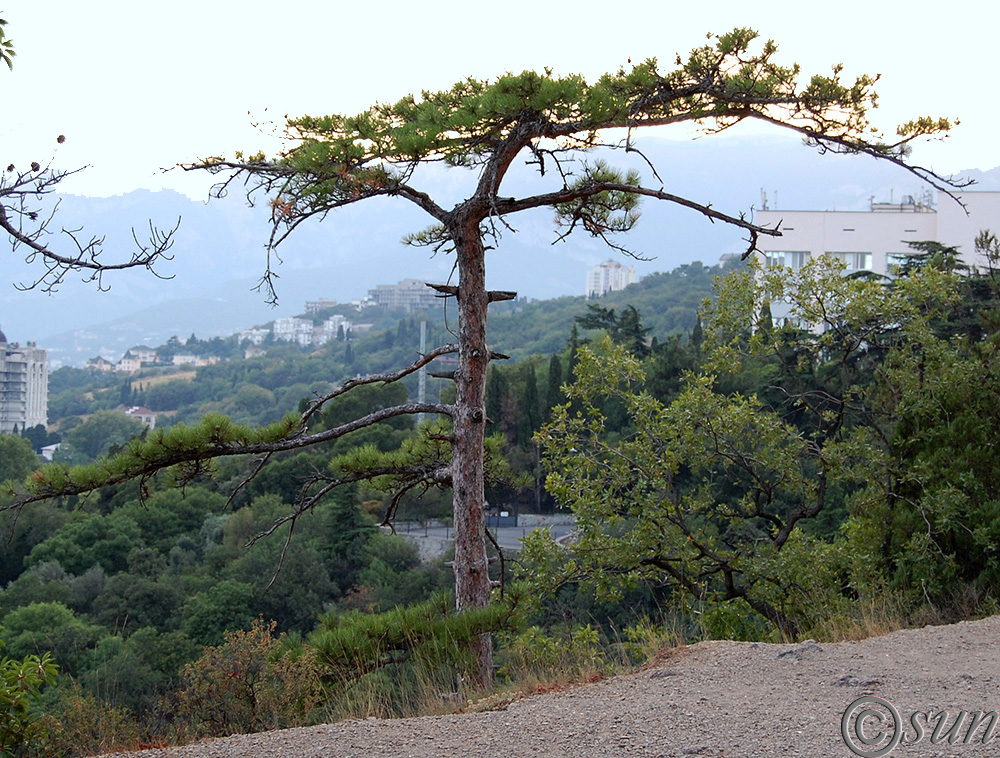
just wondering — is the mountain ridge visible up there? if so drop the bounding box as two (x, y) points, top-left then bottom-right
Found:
(5, 134), (997, 366)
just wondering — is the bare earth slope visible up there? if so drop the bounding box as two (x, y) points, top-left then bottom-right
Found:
(106, 614), (1000, 757)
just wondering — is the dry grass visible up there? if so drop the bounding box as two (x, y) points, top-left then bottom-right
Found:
(134, 370), (196, 388)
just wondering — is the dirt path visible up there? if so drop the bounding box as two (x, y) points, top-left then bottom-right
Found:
(105, 614), (1000, 757)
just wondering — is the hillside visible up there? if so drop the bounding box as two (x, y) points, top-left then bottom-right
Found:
(43, 260), (723, 436)
(14, 133), (998, 367)
(103, 613), (1000, 757)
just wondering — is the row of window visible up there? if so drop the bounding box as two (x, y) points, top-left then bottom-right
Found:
(765, 251), (918, 273)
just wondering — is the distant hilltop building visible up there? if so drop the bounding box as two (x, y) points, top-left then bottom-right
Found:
(272, 315), (353, 347)
(87, 345), (221, 373)
(122, 405), (157, 429)
(237, 328), (270, 346)
(367, 278), (440, 312)
(304, 298), (338, 315)
(273, 317), (316, 347)
(0, 326), (49, 435)
(753, 191), (1000, 279)
(586, 259), (637, 298)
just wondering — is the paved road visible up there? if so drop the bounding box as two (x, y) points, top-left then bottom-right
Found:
(396, 520), (576, 559)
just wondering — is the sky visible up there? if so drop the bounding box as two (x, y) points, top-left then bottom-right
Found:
(3, 0), (999, 200)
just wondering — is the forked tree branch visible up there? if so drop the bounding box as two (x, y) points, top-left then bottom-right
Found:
(1, 161), (180, 292)
(5, 344), (459, 511)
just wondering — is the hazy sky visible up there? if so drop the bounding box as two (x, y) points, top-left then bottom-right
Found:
(3, 1), (997, 199)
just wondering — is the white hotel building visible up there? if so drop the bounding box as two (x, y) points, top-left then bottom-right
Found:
(0, 328), (48, 434)
(586, 259), (638, 298)
(753, 191), (1000, 278)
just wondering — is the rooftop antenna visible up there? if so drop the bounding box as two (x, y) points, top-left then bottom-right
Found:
(760, 188), (769, 211)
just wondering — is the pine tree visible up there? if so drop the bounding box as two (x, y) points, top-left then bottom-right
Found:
(517, 364), (541, 450)
(15, 30), (964, 685)
(545, 354), (563, 413)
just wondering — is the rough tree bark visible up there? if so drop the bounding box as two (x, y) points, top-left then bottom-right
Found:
(450, 212), (493, 681)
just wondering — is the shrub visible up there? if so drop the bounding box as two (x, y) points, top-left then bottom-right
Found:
(310, 593), (517, 719)
(497, 624), (605, 683)
(0, 650), (58, 756)
(30, 681), (141, 758)
(175, 618), (321, 739)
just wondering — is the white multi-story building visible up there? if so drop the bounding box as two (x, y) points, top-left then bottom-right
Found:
(367, 278), (440, 312)
(273, 317), (315, 347)
(317, 314), (351, 345)
(238, 328), (271, 346)
(586, 260), (637, 298)
(0, 328), (48, 434)
(752, 191), (1000, 326)
(754, 191), (1000, 278)
(304, 298), (338, 315)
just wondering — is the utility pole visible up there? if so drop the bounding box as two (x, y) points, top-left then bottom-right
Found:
(417, 319), (427, 426)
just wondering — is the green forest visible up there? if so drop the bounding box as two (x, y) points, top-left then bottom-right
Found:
(4, 240), (1000, 754)
(1, 21), (984, 758)
(0, 260), (724, 754)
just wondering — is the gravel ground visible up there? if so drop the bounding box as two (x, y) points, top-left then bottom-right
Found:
(103, 614), (1000, 757)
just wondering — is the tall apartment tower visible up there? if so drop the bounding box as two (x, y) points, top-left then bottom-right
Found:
(0, 326), (49, 434)
(586, 259), (637, 298)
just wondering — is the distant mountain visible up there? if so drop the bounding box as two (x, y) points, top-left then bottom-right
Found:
(3, 133), (995, 367)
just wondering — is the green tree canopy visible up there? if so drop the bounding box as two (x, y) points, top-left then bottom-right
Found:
(60, 410), (146, 464)
(0, 434), (37, 483)
(10, 28), (963, 684)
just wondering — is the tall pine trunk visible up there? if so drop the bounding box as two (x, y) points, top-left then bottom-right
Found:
(450, 216), (493, 686)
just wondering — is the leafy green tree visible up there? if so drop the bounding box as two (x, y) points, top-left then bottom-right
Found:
(840, 240), (1000, 607)
(0, 649), (58, 757)
(217, 496), (337, 633)
(575, 304), (618, 336)
(485, 366), (508, 432)
(616, 305), (651, 358)
(0, 566), (73, 618)
(1, 602), (103, 676)
(92, 572), (183, 632)
(181, 578), (256, 647)
(118, 487), (226, 555)
(12, 29), (960, 682)
(528, 338), (829, 635)
(0, 434), (37, 483)
(566, 323), (582, 378)
(221, 384), (278, 425)
(544, 354), (563, 412)
(59, 410), (145, 464)
(80, 627), (199, 715)
(312, 484), (376, 596)
(527, 252), (986, 637)
(26, 511), (143, 576)
(516, 364), (541, 450)
(19, 424), (56, 454)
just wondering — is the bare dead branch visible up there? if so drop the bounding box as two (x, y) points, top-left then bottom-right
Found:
(300, 342), (459, 427)
(1, 162), (180, 292)
(225, 453), (273, 511)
